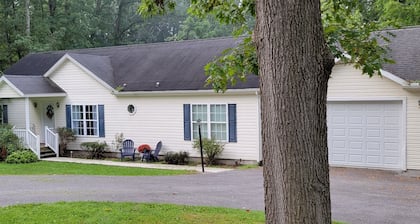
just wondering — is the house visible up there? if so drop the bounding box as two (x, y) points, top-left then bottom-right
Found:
(0, 37), (261, 162)
(1, 26), (420, 170)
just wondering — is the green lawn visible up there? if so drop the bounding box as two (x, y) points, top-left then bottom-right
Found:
(0, 202), (345, 224)
(0, 161), (194, 176)
(0, 202), (265, 224)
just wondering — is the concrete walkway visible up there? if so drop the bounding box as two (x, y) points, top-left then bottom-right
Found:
(42, 157), (233, 173)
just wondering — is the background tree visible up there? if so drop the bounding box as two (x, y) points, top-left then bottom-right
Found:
(0, 0), (198, 71)
(375, 0), (420, 26)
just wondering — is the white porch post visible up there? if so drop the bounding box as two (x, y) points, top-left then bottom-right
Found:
(25, 97), (30, 141)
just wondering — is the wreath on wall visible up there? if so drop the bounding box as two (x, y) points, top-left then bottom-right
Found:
(46, 104), (54, 119)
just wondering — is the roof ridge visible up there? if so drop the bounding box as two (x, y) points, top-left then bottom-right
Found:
(28, 36), (238, 55)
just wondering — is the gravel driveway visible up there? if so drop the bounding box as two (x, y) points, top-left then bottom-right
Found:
(1, 167), (419, 224)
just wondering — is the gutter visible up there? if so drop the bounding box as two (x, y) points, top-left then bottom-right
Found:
(112, 88), (260, 97)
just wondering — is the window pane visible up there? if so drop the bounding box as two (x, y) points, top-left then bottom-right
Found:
(193, 123), (208, 139)
(86, 120), (98, 136)
(210, 104), (226, 122)
(72, 105), (83, 119)
(211, 123), (227, 141)
(72, 121), (84, 135)
(85, 105), (97, 120)
(192, 104), (207, 122)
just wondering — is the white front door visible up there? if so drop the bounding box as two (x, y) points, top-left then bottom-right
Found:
(41, 103), (56, 143)
(327, 101), (403, 170)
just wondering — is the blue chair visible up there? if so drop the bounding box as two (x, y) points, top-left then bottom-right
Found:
(142, 141), (162, 162)
(120, 139), (136, 161)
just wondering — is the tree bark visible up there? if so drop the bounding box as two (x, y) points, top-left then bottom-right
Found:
(25, 0), (30, 36)
(255, 1), (335, 223)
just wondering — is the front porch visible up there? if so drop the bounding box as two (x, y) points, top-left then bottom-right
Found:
(0, 95), (65, 159)
(13, 126), (59, 159)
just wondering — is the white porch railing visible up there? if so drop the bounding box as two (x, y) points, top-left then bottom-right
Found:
(45, 126), (59, 157)
(13, 128), (41, 159)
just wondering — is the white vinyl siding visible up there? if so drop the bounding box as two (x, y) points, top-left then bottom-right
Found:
(4, 99), (26, 129)
(192, 104), (228, 141)
(0, 82), (21, 98)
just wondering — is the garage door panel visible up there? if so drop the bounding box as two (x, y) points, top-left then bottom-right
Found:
(332, 128), (346, 137)
(328, 101), (402, 170)
(366, 128), (381, 137)
(349, 116), (363, 125)
(332, 116), (346, 124)
(349, 128), (363, 137)
(384, 116), (400, 125)
(331, 153), (347, 161)
(348, 154), (363, 163)
(367, 116), (381, 125)
(367, 142), (381, 152)
(384, 129), (400, 138)
(383, 156), (399, 165)
(367, 155), (381, 164)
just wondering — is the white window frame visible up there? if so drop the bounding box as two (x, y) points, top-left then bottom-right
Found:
(191, 104), (228, 141)
(71, 104), (99, 137)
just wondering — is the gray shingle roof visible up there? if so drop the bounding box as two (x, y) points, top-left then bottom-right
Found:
(382, 26), (420, 81)
(4, 75), (65, 95)
(4, 37), (259, 93)
(4, 27), (419, 95)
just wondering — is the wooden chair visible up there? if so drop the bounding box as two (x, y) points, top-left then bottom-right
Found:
(120, 139), (136, 161)
(142, 141), (162, 162)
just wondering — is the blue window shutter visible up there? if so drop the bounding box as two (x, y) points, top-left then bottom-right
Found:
(2, 105), (8, 124)
(183, 104), (191, 140)
(65, 105), (71, 128)
(228, 104), (237, 142)
(98, 105), (105, 137)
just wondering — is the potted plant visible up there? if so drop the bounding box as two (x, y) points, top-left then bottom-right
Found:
(57, 127), (76, 156)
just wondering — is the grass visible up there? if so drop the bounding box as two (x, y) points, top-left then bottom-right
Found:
(0, 161), (194, 176)
(0, 202), (345, 224)
(0, 202), (265, 224)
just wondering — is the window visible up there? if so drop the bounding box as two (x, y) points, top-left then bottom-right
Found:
(0, 105), (7, 124)
(71, 105), (98, 136)
(127, 104), (136, 115)
(0, 105), (3, 124)
(191, 104), (227, 141)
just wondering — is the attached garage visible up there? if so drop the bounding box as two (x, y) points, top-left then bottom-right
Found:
(327, 101), (405, 170)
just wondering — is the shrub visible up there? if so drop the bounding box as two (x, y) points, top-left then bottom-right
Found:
(164, 151), (189, 165)
(192, 138), (224, 165)
(5, 150), (38, 164)
(80, 141), (108, 159)
(0, 124), (23, 160)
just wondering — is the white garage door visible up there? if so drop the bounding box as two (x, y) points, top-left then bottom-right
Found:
(327, 101), (403, 170)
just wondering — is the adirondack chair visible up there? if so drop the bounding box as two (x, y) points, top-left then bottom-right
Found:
(120, 139), (136, 161)
(142, 141), (162, 162)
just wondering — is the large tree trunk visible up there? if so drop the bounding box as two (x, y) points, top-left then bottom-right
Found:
(255, 1), (335, 223)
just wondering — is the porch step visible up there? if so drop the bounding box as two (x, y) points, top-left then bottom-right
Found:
(40, 147), (56, 158)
